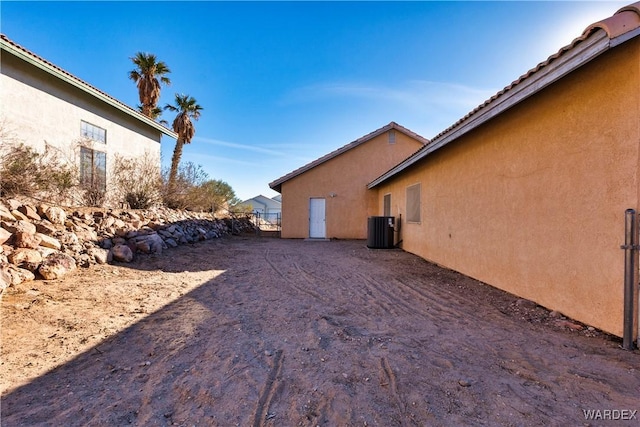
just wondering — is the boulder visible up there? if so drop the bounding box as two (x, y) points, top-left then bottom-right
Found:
(18, 205), (41, 221)
(0, 265), (12, 293)
(134, 233), (164, 254)
(6, 199), (21, 211)
(36, 203), (50, 218)
(59, 232), (79, 246)
(111, 244), (133, 263)
(36, 233), (62, 250)
(99, 238), (113, 249)
(87, 247), (111, 264)
(76, 253), (92, 268)
(39, 253), (77, 280)
(0, 227), (12, 245)
(75, 228), (98, 242)
(4, 220), (37, 235)
(8, 248), (43, 271)
(14, 231), (42, 249)
(44, 206), (67, 225)
(35, 246), (58, 259)
(35, 221), (59, 236)
(0, 205), (15, 222)
(11, 210), (29, 221)
(4, 264), (35, 285)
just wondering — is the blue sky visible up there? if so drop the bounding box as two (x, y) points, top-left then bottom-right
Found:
(1, 1), (627, 201)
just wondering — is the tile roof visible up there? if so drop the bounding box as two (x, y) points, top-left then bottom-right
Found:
(0, 34), (177, 138)
(269, 122), (429, 192)
(368, 2), (640, 189)
(586, 2), (640, 40)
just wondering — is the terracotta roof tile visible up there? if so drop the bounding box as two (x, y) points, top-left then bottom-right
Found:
(368, 2), (640, 189)
(585, 2), (640, 39)
(427, 2), (640, 146)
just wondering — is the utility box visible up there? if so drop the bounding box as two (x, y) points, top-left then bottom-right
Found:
(367, 216), (395, 249)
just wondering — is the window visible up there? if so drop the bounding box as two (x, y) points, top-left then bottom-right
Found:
(383, 193), (391, 216)
(406, 183), (421, 223)
(388, 129), (396, 144)
(81, 121), (106, 144)
(80, 146), (106, 191)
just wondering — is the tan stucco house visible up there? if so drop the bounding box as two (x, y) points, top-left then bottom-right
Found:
(367, 3), (640, 337)
(269, 122), (428, 239)
(0, 34), (176, 203)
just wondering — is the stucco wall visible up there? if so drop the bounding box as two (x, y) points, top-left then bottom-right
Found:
(374, 38), (640, 337)
(0, 52), (163, 196)
(280, 131), (423, 239)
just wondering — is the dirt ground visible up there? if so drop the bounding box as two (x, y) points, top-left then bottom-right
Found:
(1, 236), (639, 426)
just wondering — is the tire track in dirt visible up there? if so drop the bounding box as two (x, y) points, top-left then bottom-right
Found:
(374, 268), (495, 325)
(251, 349), (284, 427)
(263, 249), (327, 303)
(379, 356), (409, 427)
(349, 270), (430, 319)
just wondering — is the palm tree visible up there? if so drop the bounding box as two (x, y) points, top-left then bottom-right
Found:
(136, 105), (168, 126)
(128, 52), (171, 118)
(165, 94), (203, 190)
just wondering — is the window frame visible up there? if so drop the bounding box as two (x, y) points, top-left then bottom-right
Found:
(80, 146), (107, 191)
(81, 120), (107, 144)
(406, 183), (421, 223)
(388, 129), (396, 144)
(383, 193), (391, 217)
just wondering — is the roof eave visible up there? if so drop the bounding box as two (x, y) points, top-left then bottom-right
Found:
(368, 29), (612, 189)
(269, 122), (429, 192)
(369, 2), (640, 189)
(1, 37), (177, 140)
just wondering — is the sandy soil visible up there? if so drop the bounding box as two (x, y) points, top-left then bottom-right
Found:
(1, 236), (639, 426)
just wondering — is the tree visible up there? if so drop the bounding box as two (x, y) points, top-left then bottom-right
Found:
(136, 105), (168, 126)
(128, 52), (171, 118)
(164, 94), (203, 191)
(196, 179), (241, 213)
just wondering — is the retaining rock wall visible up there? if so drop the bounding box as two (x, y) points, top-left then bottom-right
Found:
(0, 199), (257, 293)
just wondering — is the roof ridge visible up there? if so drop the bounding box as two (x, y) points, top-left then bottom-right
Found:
(584, 1), (640, 39)
(269, 122), (429, 191)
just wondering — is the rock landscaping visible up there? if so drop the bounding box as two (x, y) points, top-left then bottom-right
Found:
(0, 198), (256, 293)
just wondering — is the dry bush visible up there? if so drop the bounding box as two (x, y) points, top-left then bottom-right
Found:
(187, 179), (241, 213)
(0, 142), (78, 203)
(111, 153), (162, 209)
(162, 161), (209, 209)
(161, 163), (241, 213)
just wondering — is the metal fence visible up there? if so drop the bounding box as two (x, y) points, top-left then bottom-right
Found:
(252, 212), (281, 232)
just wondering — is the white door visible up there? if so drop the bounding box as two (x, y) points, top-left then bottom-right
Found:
(309, 198), (326, 238)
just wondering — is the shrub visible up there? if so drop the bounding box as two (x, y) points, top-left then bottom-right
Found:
(80, 184), (106, 207)
(111, 153), (162, 209)
(161, 163), (241, 213)
(162, 161), (208, 209)
(0, 142), (78, 203)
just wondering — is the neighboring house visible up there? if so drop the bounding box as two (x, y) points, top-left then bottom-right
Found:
(270, 122), (428, 239)
(367, 3), (640, 337)
(239, 194), (282, 216)
(0, 34), (176, 203)
(238, 194), (282, 230)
